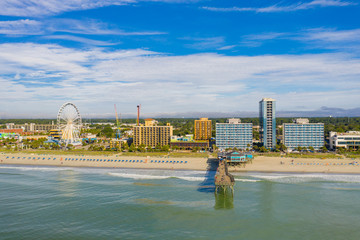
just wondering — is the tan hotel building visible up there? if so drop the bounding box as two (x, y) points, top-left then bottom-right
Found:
(133, 119), (173, 147)
(194, 118), (212, 140)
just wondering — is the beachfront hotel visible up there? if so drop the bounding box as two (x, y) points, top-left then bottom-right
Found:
(259, 98), (276, 149)
(215, 118), (253, 150)
(329, 131), (360, 150)
(194, 118), (212, 140)
(6, 122), (57, 132)
(282, 118), (324, 151)
(133, 119), (173, 147)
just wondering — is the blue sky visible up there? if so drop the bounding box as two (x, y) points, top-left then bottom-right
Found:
(0, 0), (359, 118)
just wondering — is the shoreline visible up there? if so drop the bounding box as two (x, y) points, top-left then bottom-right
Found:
(1, 153), (360, 174)
(229, 156), (360, 174)
(0, 152), (210, 171)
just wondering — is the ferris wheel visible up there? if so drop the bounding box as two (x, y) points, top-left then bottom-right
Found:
(57, 102), (82, 146)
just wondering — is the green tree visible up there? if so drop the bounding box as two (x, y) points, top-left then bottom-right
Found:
(253, 130), (260, 140)
(321, 146), (328, 153)
(138, 144), (146, 152)
(275, 144), (281, 152)
(212, 144), (218, 151)
(129, 144), (136, 152)
(171, 145), (179, 151)
(192, 147), (200, 152)
(99, 125), (114, 138)
(123, 142), (129, 151)
(155, 144), (162, 152)
(161, 145), (170, 152)
(259, 146), (268, 152)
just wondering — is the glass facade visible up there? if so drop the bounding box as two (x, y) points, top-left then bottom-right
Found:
(283, 123), (324, 150)
(216, 123), (253, 150)
(259, 98), (276, 149)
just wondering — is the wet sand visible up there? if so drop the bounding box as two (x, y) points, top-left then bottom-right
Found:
(1, 153), (359, 174)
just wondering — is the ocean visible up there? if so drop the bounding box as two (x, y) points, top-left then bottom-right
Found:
(1, 165), (360, 240)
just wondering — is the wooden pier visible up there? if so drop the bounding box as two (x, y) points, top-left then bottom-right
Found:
(214, 159), (235, 194)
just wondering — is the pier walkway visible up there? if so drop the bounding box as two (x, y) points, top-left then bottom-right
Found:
(214, 159), (235, 194)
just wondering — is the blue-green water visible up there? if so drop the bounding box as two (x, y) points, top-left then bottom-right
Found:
(1, 165), (360, 239)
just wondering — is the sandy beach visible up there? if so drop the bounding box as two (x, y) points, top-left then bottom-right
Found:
(0, 152), (210, 171)
(1, 152), (360, 174)
(230, 156), (360, 174)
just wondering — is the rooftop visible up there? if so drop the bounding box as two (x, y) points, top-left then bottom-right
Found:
(261, 98), (276, 102)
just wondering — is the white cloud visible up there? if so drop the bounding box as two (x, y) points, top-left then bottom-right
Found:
(0, 0), (133, 17)
(0, 0), (197, 17)
(202, 0), (356, 13)
(0, 43), (359, 117)
(43, 35), (120, 46)
(0, 19), (43, 35)
(240, 28), (360, 52)
(0, 18), (166, 37)
(217, 45), (236, 50)
(182, 37), (225, 50)
(46, 18), (166, 36)
(299, 28), (360, 43)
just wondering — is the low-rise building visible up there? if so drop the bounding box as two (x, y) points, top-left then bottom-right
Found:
(171, 134), (194, 142)
(110, 139), (123, 149)
(329, 131), (360, 150)
(0, 133), (20, 139)
(283, 118), (324, 150)
(0, 128), (23, 134)
(218, 151), (253, 165)
(170, 141), (209, 150)
(215, 118), (253, 150)
(170, 134), (208, 149)
(6, 122), (56, 132)
(49, 129), (61, 140)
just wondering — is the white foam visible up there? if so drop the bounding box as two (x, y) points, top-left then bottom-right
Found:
(236, 179), (261, 182)
(239, 173), (360, 184)
(108, 172), (171, 180)
(177, 176), (206, 182)
(108, 172), (206, 181)
(0, 165), (71, 172)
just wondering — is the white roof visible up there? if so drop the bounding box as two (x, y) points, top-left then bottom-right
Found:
(261, 98), (276, 101)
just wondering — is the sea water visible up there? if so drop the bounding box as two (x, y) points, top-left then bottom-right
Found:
(1, 165), (360, 240)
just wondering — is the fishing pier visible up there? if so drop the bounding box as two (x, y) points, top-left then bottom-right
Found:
(214, 158), (235, 194)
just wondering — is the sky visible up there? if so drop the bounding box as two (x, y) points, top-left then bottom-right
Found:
(0, 0), (359, 118)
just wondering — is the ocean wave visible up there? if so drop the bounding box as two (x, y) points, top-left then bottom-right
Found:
(235, 179), (261, 182)
(238, 173), (360, 184)
(108, 172), (170, 180)
(0, 165), (72, 172)
(177, 176), (206, 181)
(108, 172), (206, 181)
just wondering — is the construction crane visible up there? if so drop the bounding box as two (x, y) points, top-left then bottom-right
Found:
(114, 104), (121, 139)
